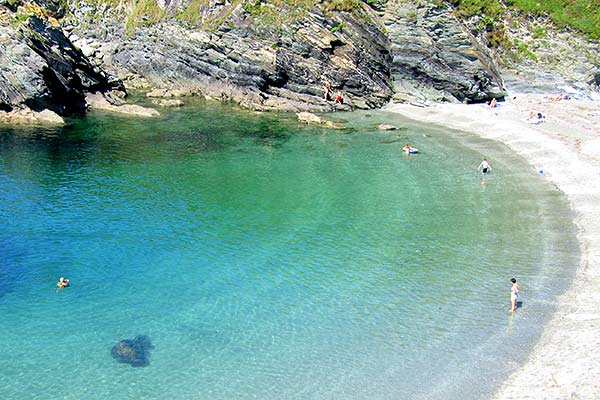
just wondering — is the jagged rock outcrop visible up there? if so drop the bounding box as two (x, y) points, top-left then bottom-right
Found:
(64, 1), (394, 112)
(382, 0), (505, 103)
(0, 1), (125, 121)
(63, 0), (506, 110)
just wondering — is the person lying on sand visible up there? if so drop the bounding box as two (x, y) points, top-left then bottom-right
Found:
(546, 94), (570, 102)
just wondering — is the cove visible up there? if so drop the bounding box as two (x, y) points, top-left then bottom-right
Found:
(0, 102), (578, 399)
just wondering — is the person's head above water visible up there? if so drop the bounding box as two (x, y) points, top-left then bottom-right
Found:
(511, 278), (517, 283)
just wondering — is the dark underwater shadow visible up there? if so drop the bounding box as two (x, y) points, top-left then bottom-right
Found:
(111, 335), (155, 367)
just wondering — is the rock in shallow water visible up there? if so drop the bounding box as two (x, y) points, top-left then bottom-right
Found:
(111, 335), (154, 367)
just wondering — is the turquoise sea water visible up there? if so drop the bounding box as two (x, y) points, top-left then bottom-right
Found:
(0, 102), (578, 399)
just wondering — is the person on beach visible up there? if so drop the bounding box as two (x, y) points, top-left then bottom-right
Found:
(547, 94), (570, 102)
(56, 277), (70, 291)
(510, 278), (520, 312)
(478, 158), (491, 174)
(489, 98), (498, 108)
(527, 111), (545, 124)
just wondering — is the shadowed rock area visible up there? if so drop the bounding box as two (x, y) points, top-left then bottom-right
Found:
(0, 1), (126, 122)
(111, 335), (155, 367)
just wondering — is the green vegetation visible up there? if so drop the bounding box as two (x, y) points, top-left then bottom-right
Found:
(79, 0), (598, 40)
(236, 0), (315, 28)
(512, 0), (600, 39)
(125, 0), (166, 36)
(322, 0), (364, 12)
(330, 21), (344, 32)
(511, 38), (538, 61)
(531, 25), (546, 39)
(448, 0), (503, 19)
(448, 0), (600, 40)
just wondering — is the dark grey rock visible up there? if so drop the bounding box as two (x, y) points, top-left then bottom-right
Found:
(111, 335), (154, 367)
(384, 1), (505, 103)
(65, 3), (393, 111)
(0, 12), (124, 115)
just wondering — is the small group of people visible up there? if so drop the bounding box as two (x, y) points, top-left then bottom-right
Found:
(322, 79), (343, 104)
(546, 94), (570, 102)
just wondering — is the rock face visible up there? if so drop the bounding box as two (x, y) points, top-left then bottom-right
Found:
(494, 15), (600, 99)
(63, 0), (506, 109)
(383, 0), (505, 103)
(111, 335), (154, 367)
(65, 2), (393, 112)
(0, 3), (124, 118)
(1, 0), (598, 119)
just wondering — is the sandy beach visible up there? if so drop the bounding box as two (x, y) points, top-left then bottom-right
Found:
(385, 94), (600, 399)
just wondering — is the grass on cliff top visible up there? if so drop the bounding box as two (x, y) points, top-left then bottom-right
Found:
(449, 0), (600, 40)
(120, 0), (375, 32)
(512, 0), (600, 39)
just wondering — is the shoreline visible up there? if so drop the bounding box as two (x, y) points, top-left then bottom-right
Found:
(384, 94), (600, 399)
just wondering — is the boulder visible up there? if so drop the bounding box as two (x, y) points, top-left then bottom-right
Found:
(151, 99), (184, 107)
(0, 14), (124, 116)
(85, 92), (159, 116)
(0, 107), (64, 124)
(296, 112), (345, 129)
(111, 335), (154, 367)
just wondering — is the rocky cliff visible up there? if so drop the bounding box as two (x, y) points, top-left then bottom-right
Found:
(0, 0), (126, 122)
(1, 0), (598, 122)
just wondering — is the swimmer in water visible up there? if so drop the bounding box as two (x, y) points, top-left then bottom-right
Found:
(478, 158), (492, 174)
(56, 277), (70, 291)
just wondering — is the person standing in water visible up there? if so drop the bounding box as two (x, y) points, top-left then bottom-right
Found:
(510, 278), (520, 312)
(478, 158), (492, 174)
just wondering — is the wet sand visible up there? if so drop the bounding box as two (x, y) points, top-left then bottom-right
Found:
(385, 94), (600, 399)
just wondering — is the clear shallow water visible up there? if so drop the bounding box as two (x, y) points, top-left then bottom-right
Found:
(0, 102), (578, 399)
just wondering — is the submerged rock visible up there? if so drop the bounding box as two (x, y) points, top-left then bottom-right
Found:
(111, 335), (154, 367)
(151, 99), (184, 107)
(296, 112), (344, 129)
(146, 89), (192, 98)
(86, 93), (159, 117)
(0, 107), (64, 124)
(377, 124), (397, 131)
